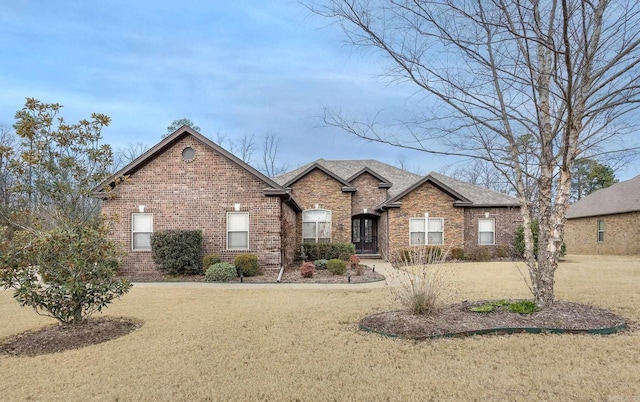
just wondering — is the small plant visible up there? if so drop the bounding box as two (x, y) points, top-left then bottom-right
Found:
(470, 300), (539, 314)
(349, 255), (364, 276)
(450, 247), (465, 260)
(234, 254), (259, 277)
(205, 262), (237, 282)
(470, 300), (511, 313)
(203, 254), (222, 270)
(327, 259), (347, 275)
(496, 245), (511, 258)
(507, 300), (540, 314)
(300, 262), (315, 278)
(313, 259), (328, 270)
(468, 246), (491, 261)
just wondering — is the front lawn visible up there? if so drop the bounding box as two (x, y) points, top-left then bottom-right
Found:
(1, 255), (638, 401)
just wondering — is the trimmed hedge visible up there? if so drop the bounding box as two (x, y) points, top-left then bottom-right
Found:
(205, 262), (237, 282)
(302, 242), (355, 261)
(234, 253), (259, 277)
(151, 230), (202, 275)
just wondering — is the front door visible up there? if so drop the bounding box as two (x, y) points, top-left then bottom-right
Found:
(352, 216), (378, 254)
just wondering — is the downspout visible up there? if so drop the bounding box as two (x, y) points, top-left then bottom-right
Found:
(277, 265), (284, 283)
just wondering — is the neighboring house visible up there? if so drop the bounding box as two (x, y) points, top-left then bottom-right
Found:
(565, 175), (640, 255)
(96, 127), (522, 277)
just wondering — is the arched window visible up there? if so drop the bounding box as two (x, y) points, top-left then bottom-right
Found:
(302, 209), (331, 243)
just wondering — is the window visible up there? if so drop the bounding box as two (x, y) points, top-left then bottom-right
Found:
(597, 219), (605, 242)
(302, 209), (331, 243)
(132, 213), (153, 251)
(409, 217), (444, 245)
(478, 218), (496, 245)
(227, 212), (249, 250)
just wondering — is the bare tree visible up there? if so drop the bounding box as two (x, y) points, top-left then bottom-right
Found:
(260, 132), (288, 177)
(309, 0), (640, 307)
(112, 142), (149, 171)
(450, 159), (512, 195)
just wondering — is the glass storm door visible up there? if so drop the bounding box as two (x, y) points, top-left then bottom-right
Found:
(352, 216), (378, 254)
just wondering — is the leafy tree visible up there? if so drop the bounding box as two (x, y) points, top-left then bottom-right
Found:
(0, 221), (132, 324)
(0, 99), (131, 325)
(6, 98), (113, 228)
(571, 158), (618, 201)
(309, 0), (640, 307)
(165, 118), (201, 137)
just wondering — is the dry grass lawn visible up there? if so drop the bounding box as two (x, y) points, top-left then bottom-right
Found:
(1, 255), (639, 401)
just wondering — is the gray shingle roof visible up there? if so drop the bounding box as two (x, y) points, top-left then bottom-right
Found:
(567, 174), (640, 219)
(273, 159), (520, 207)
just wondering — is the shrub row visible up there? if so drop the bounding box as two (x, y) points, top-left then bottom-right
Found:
(302, 242), (355, 261)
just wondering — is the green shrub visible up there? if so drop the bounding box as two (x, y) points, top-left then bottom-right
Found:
(514, 220), (539, 258)
(450, 247), (465, 260)
(234, 253), (259, 277)
(0, 221), (132, 325)
(313, 259), (328, 270)
(301, 242), (355, 261)
(300, 262), (315, 278)
(203, 254), (221, 269)
(205, 262), (237, 282)
(327, 259), (347, 275)
(151, 230), (202, 275)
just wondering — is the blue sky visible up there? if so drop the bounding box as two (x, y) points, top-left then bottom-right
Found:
(1, 1), (638, 179)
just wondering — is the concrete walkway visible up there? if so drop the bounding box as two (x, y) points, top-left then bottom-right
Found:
(131, 259), (396, 290)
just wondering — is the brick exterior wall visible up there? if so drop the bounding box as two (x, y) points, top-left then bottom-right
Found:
(350, 172), (388, 214)
(288, 168), (352, 247)
(281, 202), (298, 267)
(101, 135), (284, 277)
(463, 206), (521, 256)
(564, 212), (640, 254)
(387, 182), (465, 255)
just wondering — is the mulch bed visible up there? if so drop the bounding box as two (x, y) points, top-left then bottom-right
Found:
(360, 300), (633, 340)
(0, 317), (142, 357)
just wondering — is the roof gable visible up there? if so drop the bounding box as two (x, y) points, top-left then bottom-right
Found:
(278, 162), (357, 192)
(384, 174), (472, 207)
(346, 167), (392, 188)
(94, 126), (286, 194)
(567, 174), (640, 219)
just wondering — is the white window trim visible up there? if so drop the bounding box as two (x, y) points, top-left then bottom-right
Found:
(227, 212), (250, 251)
(302, 209), (332, 243)
(409, 216), (444, 246)
(597, 219), (605, 243)
(478, 218), (496, 245)
(132, 213), (153, 251)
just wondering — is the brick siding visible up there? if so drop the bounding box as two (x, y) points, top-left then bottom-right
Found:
(288, 168), (352, 247)
(101, 135), (284, 277)
(564, 212), (640, 254)
(350, 172), (388, 213)
(463, 206), (521, 257)
(387, 182), (465, 256)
